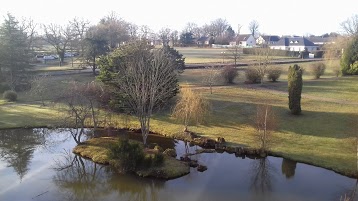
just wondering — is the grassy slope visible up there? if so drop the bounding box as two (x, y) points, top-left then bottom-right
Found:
(0, 59), (357, 177)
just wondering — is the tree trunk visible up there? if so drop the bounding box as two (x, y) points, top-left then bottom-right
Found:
(92, 57), (96, 75)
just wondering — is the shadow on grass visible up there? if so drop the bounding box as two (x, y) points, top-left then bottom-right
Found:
(153, 97), (356, 140)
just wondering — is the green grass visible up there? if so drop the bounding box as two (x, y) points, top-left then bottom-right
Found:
(0, 59), (357, 177)
(175, 47), (293, 64)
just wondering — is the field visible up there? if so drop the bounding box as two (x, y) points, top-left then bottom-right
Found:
(175, 47), (293, 64)
(0, 52), (357, 177)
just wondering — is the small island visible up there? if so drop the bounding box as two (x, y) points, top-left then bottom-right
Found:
(73, 137), (190, 180)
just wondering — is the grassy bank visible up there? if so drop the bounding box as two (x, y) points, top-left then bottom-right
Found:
(0, 60), (357, 177)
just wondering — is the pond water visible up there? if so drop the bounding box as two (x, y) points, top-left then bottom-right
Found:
(0, 128), (356, 201)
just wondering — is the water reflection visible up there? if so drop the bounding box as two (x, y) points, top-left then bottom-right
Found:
(53, 151), (165, 201)
(0, 129), (46, 180)
(250, 158), (275, 195)
(281, 158), (297, 179)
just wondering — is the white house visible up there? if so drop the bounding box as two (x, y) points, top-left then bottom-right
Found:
(256, 35), (280, 45)
(230, 34), (256, 47)
(270, 37), (318, 52)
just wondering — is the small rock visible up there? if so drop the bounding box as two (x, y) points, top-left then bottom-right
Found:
(216, 137), (226, 144)
(197, 165), (207, 172)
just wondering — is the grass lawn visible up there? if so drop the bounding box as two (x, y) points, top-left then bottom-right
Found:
(176, 47), (293, 64)
(0, 59), (357, 177)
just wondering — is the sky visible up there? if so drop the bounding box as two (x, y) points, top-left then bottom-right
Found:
(0, 0), (357, 36)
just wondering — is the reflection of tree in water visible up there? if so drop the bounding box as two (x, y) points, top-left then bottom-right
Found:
(339, 179), (358, 201)
(53, 151), (165, 201)
(0, 129), (46, 180)
(281, 158), (297, 179)
(250, 158), (275, 195)
(53, 151), (108, 201)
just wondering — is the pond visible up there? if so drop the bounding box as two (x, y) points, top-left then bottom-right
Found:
(0, 128), (356, 201)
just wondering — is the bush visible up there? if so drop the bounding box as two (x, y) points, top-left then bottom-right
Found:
(341, 35), (358, 75)
(3, 90), (18, 102)
(109, 139), (144, 172)
(220, 66), (238, 84)
(310, 62), (326, 79)
(266, 67), (282, 82)
(245, 67), (261, 83)
(152, 153), (164, 166)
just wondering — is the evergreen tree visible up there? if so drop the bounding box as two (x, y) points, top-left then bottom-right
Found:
(0, 13), (30, 90)
(340, 35), (358, 75)
(288, 64), (303, 115)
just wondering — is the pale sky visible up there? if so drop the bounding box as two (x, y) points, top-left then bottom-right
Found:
(0, 0), (357, 36)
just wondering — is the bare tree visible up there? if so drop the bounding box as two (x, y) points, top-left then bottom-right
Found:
(210, 18), (229, 37)
(43, 23), (74, 66)
(253, 48), (272, 84)
(138, 25), (152, 40)
(128, 23), (138, 39)
(19, 18), (37, 51)
(172, 87), (211, 132)
(226, 46), (241, 66)
(69, 18), (90, 61)
(169, 30), (179, 47)
(98, 42), (182, 145)
(249, 20), (260, 37)
(255, 104), (277, 152)
(340, 14), (358, 36)
(158, 27), (171, 46)
(57, 81), (102, 144)
(28, 73), (51, 106)
(99, 12), (130, 50)
(202, 66), (221, 94)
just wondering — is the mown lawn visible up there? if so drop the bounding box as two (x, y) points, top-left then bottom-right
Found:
(0, 59), (357, 177)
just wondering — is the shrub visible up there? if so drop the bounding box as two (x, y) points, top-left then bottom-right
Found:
(3, 90), (18, 102)
(245, 67), (260, 83)
(310, 62), (326, 79)
(109, 139), (144, 172)
(266, 67), (282, 82)
(152, 153), (164, 166)
(220, 66), (238, 84)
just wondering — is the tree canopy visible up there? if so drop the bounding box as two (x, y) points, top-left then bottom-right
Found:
(98, 40), (184, 144)
(341, 35), (358, 75)
(0, 13), (31, 90)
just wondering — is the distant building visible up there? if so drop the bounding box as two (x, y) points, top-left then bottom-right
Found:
(308, 36), (335, 46)
(256, 35), (280, 45)
(270, 37), (318, 52)
(195, 36), (212, 46)
(230, 34), (256, 47)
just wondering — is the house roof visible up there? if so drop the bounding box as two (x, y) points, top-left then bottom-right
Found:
(308, 36), (333, 44)
(260, 35), (280, 42)
(271, 37), (317, 47)
(236, 34), (252, 41)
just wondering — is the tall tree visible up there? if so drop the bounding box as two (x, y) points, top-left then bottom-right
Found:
(69, 18), (90, 60)
(179, 32), (194, 46)
(0, 13), (31, 90)
(99, 12), (130, 50)
(340, 14), (358, 36)
(83, 26), (109, 75)
(158, 27), (171, 46)
(340, 35), (358, 75)
(249, 20), (260, 37)
(288, 64), (303, 115)
(98, 40), (183, 145)
(43, 23), (74, 66)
